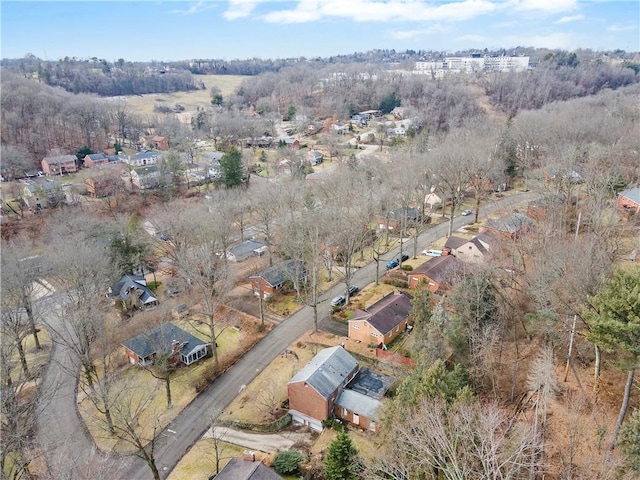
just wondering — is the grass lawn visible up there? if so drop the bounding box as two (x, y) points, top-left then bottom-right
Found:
(79, 311), (267, 454)
(168, 439), (247, 480)
(114, 74), (247, 118)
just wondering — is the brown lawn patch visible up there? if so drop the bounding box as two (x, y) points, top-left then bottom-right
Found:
(167, 439), (247, 480)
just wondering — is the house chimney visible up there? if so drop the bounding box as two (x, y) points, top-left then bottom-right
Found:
(242, 450), (256, 462)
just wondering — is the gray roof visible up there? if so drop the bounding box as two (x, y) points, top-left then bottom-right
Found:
(43, 154), (77, 165)
(250, 260), (304, 288)
(444, 236), (468, 250)
(347, 368), (394, 400)
(228, 240), (265, 256)
(412, 255), (463, 285)
(133, 165), (159, 175)
(335, 389), (382, 420)
(202, 151), (224, 162)
(484, 213), (533, 234)
(288, 346), (358, 399)
(122, 322), (207, 360)
(215, 458), (283, 480)
(619, 187), (640, 204)
(109, 274), (157, 304)
(86, 153), (107, 161)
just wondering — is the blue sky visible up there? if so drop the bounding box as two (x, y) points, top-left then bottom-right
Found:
(1, 1), (638, 62)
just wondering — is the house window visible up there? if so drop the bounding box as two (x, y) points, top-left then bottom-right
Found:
(343, 408), (348, 416)
(370, 332), (378, 338)
(395, 325), (399, 332)
(352, 325), (360, 330)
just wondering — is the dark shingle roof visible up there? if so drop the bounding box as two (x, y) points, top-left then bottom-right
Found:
(86, 153), (107, 161)
(350, 291), (413, 335)
(109, 274), (156, 304)
(288, 346), (358, 399)
(122, 323), (207, 360)
(228, 240), (265, 257)
(484, 213), (533, 234)
(43, 154), (77, 165)
(250, 260), (304, 287)
(444, 236), (467, 250)
(412, 255), (462, 284)
(619, 187), (640, 204)
(215, 458), (283, 480)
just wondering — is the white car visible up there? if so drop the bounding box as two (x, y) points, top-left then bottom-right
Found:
(422, 249), (442, 257)
(461, 209), (473, 216)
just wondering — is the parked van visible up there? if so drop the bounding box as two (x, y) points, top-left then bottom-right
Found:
(422, 249), (443, 257)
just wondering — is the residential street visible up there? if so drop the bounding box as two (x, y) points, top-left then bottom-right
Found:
(35, 191), (538, 479)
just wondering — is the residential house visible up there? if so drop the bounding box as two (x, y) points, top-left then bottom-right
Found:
(108, 274), (158, 310)
(41, 154), (78, 175)
(305, 150), (323, 166)
(444, 232), (494, 264)
(391, 107), (408, 119)
(226, 240), (267, 262)
(141, 135), (170, 151)
(249, 260), (306, 299)
(377, 206), (423, 231)
(83, 153), (109, 168)
(288, 346), (359, 431)
(122, 322), (208, 367)
(272, 136), (300, 149)
(407, 255), (463, 292)
(527, 196), (565, 221)
(288, 346), (393, 432)
(85, 174), (121, 197)
(21, 179), (64, 210)
(126, 165), (160, 190)
(424, 192), (443, 210)
(334, 368), (393, 432)
(119, 151), (160, 167)
(214, 457), (283, 480)
(618, 187), (640, 214)
(482, 213), (534, 239)
(348, 290), (413, 346)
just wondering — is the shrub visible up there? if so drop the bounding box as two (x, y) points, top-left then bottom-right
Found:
(383, 279), (408, 288)
(273, 450), (305, 475)
(400, 264), (413, 271)
(191, 361), (218, 393)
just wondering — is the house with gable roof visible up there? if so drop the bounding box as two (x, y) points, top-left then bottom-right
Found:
(41, 154), (78, 175)
(618, 187), (640, 214)
(215, 456), (283, 480)
(348, 290), (413, 346)
(108, 274), (158, 310)
(83, 153), (110, 168)
(288, 346), (393, 432)
(407, 255), (464, 291)
(122, 322), (208, 367)
(249, 260), (306, 299)
(444, 232), (494, 264)
(288, 346), (359, 431)
(482, 212), (534, 239)
(226, 240), (267, 262)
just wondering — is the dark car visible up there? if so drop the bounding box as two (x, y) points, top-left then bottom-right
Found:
(399, 254), (409, 262)
(348, 285), (359, 296)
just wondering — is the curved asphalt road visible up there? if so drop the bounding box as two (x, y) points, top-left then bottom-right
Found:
(35, 192), (538, 479)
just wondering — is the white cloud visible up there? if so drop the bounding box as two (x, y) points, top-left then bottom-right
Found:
(507, 0), (578, 14)
(390, 23), (448, 39)
(607, 23), (637, 32)
(555, 14), (585, 24)
(262, 0), (500, 24)
(170, 1), (217, 15)
(456, 34), (490, 44)
(223, 0), (260, 20)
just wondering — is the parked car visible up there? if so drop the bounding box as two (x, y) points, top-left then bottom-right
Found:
(348, 285), (359, 296)
(461, 209), (473, 216)
(386, 259), (399, 269)
(331, 295), (346, 307)
(422, 249), (442, 257)
(399, 254), (409, 262)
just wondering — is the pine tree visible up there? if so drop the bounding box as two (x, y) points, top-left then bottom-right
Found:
(220, 147), (244, 188)
(325, 431), (360, 480)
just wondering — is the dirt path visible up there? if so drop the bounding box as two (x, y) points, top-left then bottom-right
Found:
(204, 427), (313, 453)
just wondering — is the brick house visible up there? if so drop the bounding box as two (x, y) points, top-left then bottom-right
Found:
(85, 174), (121, 197)
(482, 213), (534, 239)
(618, 187), (640, 214)
(83, 153), (110, 168)
(407, 255), (463, 292)
(288, 346), (393, 432)
(376, 207), (423, 231)
(141, 135), (170, 151)
(41, 155), (78, 175)
(348, 290), (413, 346)
(108, 274), (158, 310)
(249, 260), (306, 299)
(122, 322), (208, 367)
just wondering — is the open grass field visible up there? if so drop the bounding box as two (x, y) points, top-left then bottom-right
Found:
(113, 74), (247, 119)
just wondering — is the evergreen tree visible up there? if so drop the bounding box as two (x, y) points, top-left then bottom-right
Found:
(325, 431), (360, 480)
(219, 147), (244, 188)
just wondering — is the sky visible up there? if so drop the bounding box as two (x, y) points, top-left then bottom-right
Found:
(1, 0), (638, 62)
